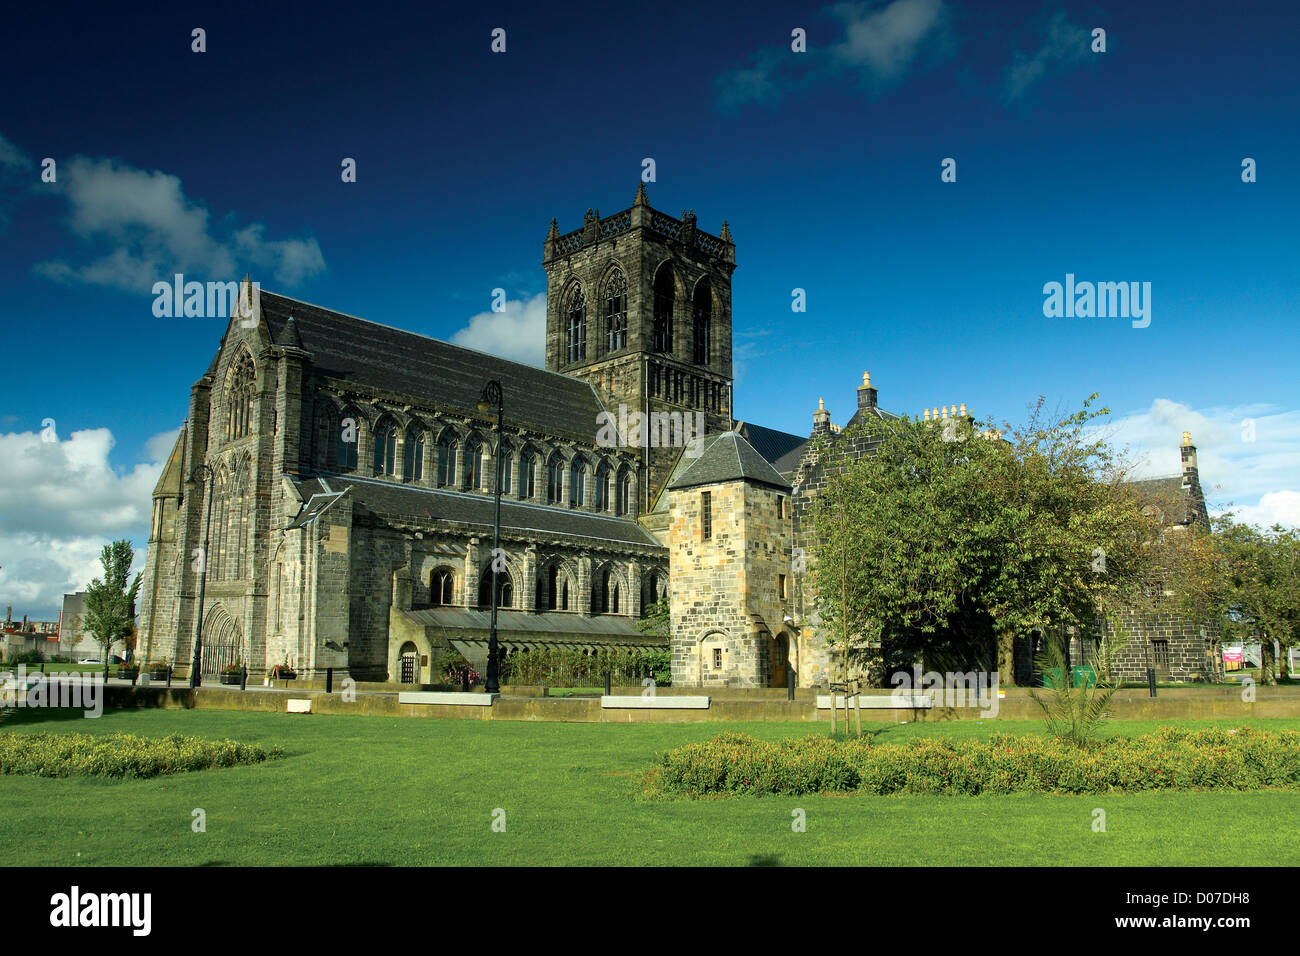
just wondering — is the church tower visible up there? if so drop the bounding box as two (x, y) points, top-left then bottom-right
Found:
(543, 184), (736, 508)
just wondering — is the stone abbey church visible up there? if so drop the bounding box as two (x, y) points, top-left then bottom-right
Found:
(137, 184), (1216, 688)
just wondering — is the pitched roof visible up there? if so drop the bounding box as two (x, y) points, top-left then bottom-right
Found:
(258, 290), (604, 440)
(1127, 475), (1193, 524)
(667, 432), (792, 492)
(292, 473), (662, 548)
(734, 422), (807, 465)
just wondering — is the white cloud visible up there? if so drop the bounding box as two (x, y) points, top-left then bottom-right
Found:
(716, 0), (951, 109)
(450, 293), (547, 367)
(0, 426), (171, 619)
(1003, 10), (1092, 102)
(32, 155), (325, 292)
(0, 131), (31, 171)
(830, 0), (949, 79)
(1098, 398), (1300, 528)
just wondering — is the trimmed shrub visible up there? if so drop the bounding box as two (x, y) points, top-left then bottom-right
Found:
(502, 647), (670, 687)
(0, 731), (283, 779)
(644, 727), (1300, 798)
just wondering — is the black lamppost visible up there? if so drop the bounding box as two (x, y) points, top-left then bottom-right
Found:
(185, 463), (215, 689)
(476, 380), (504, 694)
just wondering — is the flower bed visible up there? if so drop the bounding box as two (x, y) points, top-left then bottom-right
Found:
(641, 727), (1300, 798)
(0, 731), (283, 779)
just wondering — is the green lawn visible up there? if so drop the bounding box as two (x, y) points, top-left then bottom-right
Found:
(2, 708), (1298, 866)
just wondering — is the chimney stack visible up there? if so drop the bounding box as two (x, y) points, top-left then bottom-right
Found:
(857, 371), (878, 412)
(812, 397), (831, 436)
(1181, 431), (1198, 486)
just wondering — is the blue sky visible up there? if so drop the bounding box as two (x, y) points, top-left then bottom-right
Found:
(1, 0), (1297, 617)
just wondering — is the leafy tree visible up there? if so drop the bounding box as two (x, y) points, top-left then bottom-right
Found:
(82, 540), (143, 673)
(807, 395), (1159, 686)
(1213, 519), (1300, 685)
(636, 598), (670, 639)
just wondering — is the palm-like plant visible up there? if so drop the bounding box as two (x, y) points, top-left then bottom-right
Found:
(1029, 617), (1128, 748)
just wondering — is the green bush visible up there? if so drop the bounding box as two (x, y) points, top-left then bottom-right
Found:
(503, 647), (670, 687)
(0, 731), (283, 779)
(643, 727), (1300, 798)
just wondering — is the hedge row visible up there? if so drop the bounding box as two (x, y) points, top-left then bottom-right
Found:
(502, 647), (670, 687)
(0, 731), (282, 779)
(643, 727), (1300, 797)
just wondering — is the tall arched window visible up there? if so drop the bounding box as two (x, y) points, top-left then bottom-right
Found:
(546, 454), (564, 504)
(501, 452), (512, 496)
(604, 270), (627, 353)
(692, 280), (711, 365)
(595, 566), (620, 614)
(404, 429), (425, 481)
(617, 468), (632, 515)
(465, 438), (483, 490)
(336, 408), (358, 470)
(565, 284), (586, 364)
(430, 568), (454, 606)
(437, 434), (456, 487)
(653, 266), (674, 353)
(520, 449), (536, 498)
(594, 461), (609, 511)
(569, 458), (585, 507)
(226, 355), (255, 439)
(478, 566), (512, 608)
(373, 420), (398, 476)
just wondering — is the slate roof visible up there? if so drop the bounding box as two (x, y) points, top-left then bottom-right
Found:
(845, 403), (902, 430)
(667, 432), (792, 492)
(1127, 475), (1193, 524)
(258, 290), (604, 440)
(734, 422), (807, 465)
(291, 473), (662, 548)
(404, 607), (653, 640)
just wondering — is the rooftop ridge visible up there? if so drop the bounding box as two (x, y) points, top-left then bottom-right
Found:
(259, 288), (587, 389)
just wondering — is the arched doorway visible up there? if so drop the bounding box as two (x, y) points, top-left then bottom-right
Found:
(398, 641), (420, 684)
(769, 632), (790, 688)
(200, 604), (244, 676)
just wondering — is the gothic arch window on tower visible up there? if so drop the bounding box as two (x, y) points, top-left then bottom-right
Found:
(373, 418), (398, 476)
(226, 353), (255, 440)
(604, 270), (628, 353)
(616, 466), (632, 516)
(594, 565), (621, 614)
(653, 266), (675, 353)
(565, 283), (586, 364)
(692, 279), (711, 365)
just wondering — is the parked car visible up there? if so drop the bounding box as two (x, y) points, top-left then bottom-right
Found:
(78, 658), (102, 664)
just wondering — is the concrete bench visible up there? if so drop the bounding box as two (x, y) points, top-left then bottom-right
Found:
(600, 695), (710, 709)
(817, 694), (934, 709)
(398, 691), (497, 706)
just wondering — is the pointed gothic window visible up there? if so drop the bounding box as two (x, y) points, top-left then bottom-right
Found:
(594, 461), (609, 510)
(437, 434), (456, 487)
(336, 408), (358, 469)
(521, 449), (536, 498)
(604, 271), (628, 353)
(430, 568), (454, 606)
(465, 438), (483, 489)
(566, 284), (586, 364)
(653, 267), (674, 353)
(692, 280), (711, 365)
(404, 430), (425, 481)
(226, 355), (255, 440)
(373, 420), (398, 476)
(569, 457), (585, 507)
(546, 453), (564, 504)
